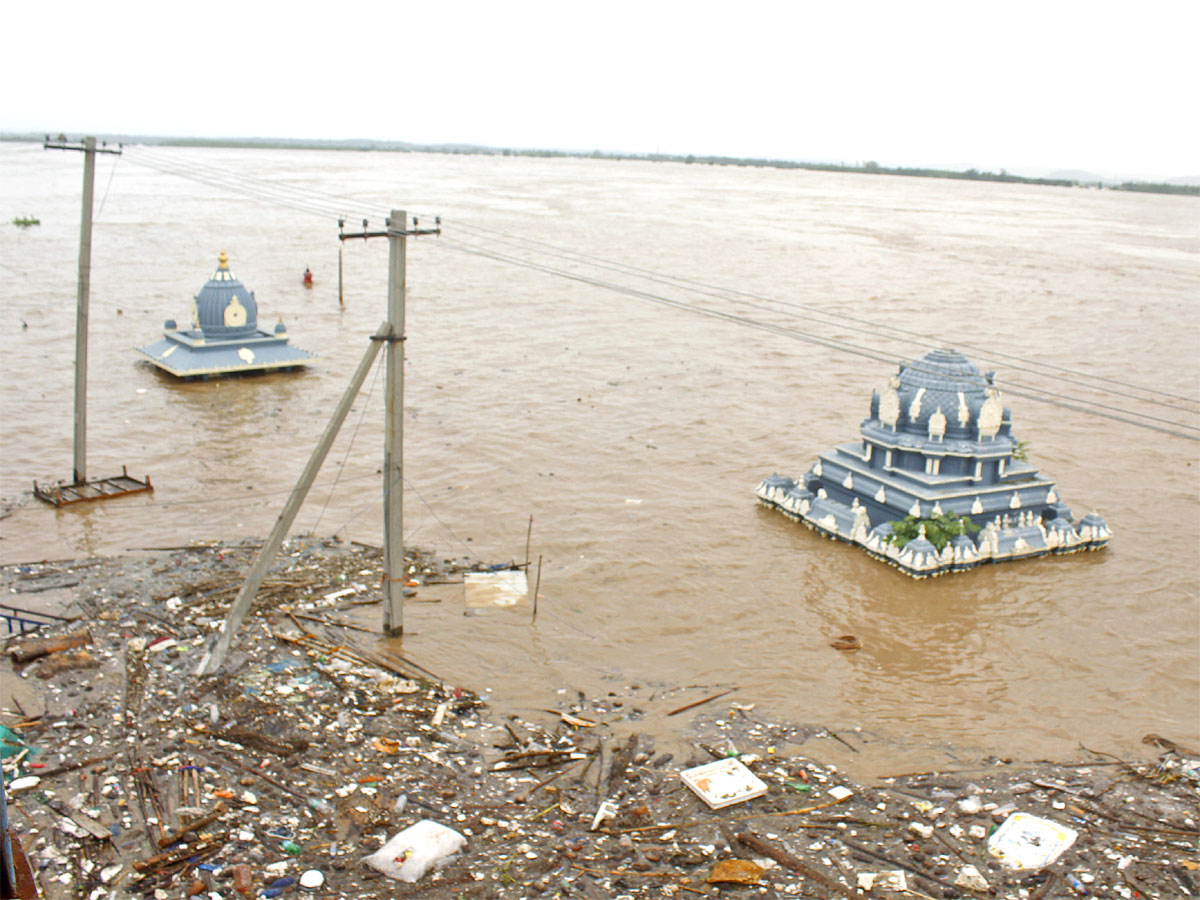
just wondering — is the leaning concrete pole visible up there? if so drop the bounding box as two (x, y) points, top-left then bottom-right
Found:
(382, 210), (407, 636)
(73, 137), (97, 485)
(196, 322), (390, 676)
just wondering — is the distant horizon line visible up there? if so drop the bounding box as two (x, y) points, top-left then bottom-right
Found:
(3, 131), (1196, 193)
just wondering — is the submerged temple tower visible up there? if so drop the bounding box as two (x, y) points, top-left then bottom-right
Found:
(136, 251), (316, 377)
(756, 348), (1111, 578)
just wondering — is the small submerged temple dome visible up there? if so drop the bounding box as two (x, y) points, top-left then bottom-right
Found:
(756, 348), (1111, 578)
(135, 251), (317, 377)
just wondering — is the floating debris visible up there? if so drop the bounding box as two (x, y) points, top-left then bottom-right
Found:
(1, 540), (1193, 899)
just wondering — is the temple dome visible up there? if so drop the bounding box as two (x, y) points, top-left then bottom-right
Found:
(882, 348), (998, 438)
(192, 250), (259, 338)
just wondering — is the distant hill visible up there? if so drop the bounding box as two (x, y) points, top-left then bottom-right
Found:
(1048, 169), (1105, 184)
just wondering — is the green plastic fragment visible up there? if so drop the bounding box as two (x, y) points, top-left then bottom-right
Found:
(0, 724), (37, 759)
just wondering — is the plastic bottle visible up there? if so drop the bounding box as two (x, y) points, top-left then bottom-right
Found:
(232, 864), (253, 895)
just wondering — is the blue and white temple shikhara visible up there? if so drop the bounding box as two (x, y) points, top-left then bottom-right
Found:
(756, 348), (1111, 578)
(136, 251), (316, 378)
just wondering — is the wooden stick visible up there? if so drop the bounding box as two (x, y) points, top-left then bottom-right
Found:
(666, 688), (736, 717)
(531, 555), (542, 624)
(291, 612), (375, 634)
(33, 754), (114, 779)
(157, 802), (227, 847)
(9, 629), (92, 664)
(133, 837), (225, 873)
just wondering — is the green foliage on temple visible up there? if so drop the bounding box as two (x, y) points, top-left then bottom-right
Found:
(886, 512), (980, 551)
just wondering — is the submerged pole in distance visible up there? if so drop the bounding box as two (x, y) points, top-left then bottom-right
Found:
(337, 218), (345, 306)
(72, 137), (97, 485)
(196, 322), (390, 676)
(382, 210), (407, 636)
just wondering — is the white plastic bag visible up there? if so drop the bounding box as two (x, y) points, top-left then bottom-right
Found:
(363, 819), (467, 882)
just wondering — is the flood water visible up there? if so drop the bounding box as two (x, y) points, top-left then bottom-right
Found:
(2, 142), (1198, 777)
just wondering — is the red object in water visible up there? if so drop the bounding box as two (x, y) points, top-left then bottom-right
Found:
(303, 268), (313, 286)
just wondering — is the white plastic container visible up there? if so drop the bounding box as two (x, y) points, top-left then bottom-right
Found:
(987, 812), (1077, 869)
(680, 758), (768, 809)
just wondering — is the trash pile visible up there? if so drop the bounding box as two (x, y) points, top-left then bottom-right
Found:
(2, 542), (1197, 899)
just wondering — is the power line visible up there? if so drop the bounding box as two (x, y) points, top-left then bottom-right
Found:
(122, 145), (402, 224)
(405, 477), (472, 554)
(312, 353), (385, 534)
(95, 152), (121, 220)
(122, 147), (350, 220)
(440, 236), (904, 363)
(138, 470), (382, 510)
(436, 236), (1200, 441)
(105, 147), (1199, 439)
(452, 220), (1199, 411)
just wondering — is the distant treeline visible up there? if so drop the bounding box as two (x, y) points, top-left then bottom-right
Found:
(1111, 181), (1199, 196)
(5, 132), (1196, 195)
(502, 149), (1200, 194)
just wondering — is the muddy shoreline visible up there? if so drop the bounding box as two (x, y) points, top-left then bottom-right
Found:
(2, 541), (1196, 899)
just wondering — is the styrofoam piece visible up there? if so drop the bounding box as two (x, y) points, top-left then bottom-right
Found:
(362, 820), (467, 882)
(590, 798), (619, 831)
(987, 812), (1077, 869)
(680, 757), (768, 809)
(464, 570), (528, 608)
(858, 871), (907, 891)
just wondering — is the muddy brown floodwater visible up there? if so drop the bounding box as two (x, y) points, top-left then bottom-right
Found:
(1, 142), (1197, 779)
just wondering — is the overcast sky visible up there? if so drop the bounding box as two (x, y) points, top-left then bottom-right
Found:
(6, 0), (1198, 179)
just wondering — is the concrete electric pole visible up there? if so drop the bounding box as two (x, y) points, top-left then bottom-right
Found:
(199, 209), (438, 673)
(44, 135), (121, 484)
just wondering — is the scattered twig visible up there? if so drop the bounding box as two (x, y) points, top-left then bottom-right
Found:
(821, 728), (859, 753)
(837, 837), (977, 895)
(291, 612), (375, 634)
(157, 803), (227, 847)
(606, 796), (851, 835)
(193, 747), (307, 804)
(734, 830), (856, 898)
(513, 759), (586, 803)
(35, 754), (114, 780)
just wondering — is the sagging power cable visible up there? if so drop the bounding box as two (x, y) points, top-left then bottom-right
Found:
(436, 235), (1200, 441)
